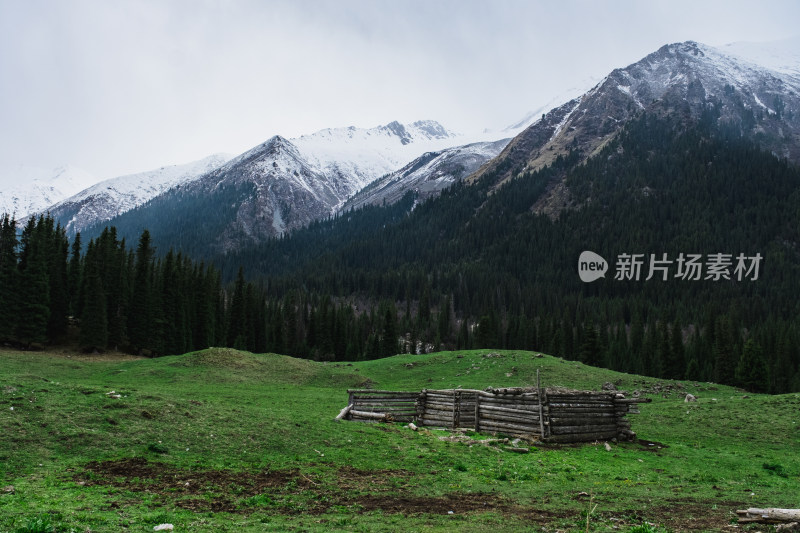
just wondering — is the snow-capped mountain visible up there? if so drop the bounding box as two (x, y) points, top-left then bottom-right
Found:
(37, 119), (461, 237)
(472, 40), (800, 213)
(343, 138), (511, 211)
(291, 119), (459, 201)
(76, 120), (466, 253)
(0, 165), (96, 219)
(40, 154), (232, 233)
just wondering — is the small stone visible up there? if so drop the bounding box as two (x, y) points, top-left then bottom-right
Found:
(153, 524), (174, 532)
(604, 442), (612, 451)
(684, 393), (697, 402)
(2, 485), (14, 494)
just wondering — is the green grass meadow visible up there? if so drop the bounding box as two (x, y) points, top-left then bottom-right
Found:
(1, 348), (798, 532)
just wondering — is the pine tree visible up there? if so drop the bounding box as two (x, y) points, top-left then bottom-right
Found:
(128, 230), (154, 354)
(379, 301), (398, 357)
(67, 232), (82, 317)
(663, 319), (685, 380)
(16, 217), (50, 347)
(579, 322), (600, 367)
(713, 317), (737, 385)
(0, 215), (18, 342)
(47, 225), (70, 341)
(227, 267), (247, 349)
(79, 243), (108, 352)
(735, 338), (768, 392)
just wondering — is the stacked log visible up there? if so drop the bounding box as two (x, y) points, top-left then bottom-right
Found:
(340, 385), (649, 444)
(417, 389), (477, 428)
(545, 391), (619, 443)
(474, 389), (543, 439)
(346, 390), (421, 423)
(613, 395), (651, 440)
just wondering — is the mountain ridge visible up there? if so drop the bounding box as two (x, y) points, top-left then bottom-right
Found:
(470, 40), (800, 218)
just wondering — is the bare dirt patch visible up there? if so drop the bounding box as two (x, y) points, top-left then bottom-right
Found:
(612, 501), (745, 532)
(78, 457), (304, 513)
(75, 458), (512, 516)
(347, 493), (510, 515)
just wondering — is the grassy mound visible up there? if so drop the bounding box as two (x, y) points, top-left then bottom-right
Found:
(180, 347), (264, 368)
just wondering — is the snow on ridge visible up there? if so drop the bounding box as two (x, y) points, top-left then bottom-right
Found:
(291, 120), (465, 192)
(502, 77), (600, 134)
(65, 153), (232, 205)
(39, 153), (233, 233)
(549, 99), (583, 142)
(720, 37), (800, 78)
(0, 164), (97, 218)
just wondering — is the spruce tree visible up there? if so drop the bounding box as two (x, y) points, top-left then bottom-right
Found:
(227, 267), (247, 349)
(578, 322), (600, 367)
(80, 243), (108, 352)
(735, 338), (768, 392)
(128, 230), (154, 354)
(67, 232), (82, 317)
(379, 302), (398, 357)
(16, 217), (50, 347)
(0, 215), (18, 342)
(47, 225), (70, 341)
(713, 317), (737, 385)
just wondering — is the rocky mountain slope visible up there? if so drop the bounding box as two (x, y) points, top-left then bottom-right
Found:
(29, 120), (461, 237)
(38, 154), (232, 233)
(80, 120), (464, 252)
(343, 138), (510, 210)
(471, 41), (800, 216)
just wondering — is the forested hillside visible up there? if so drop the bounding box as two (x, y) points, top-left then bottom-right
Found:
(211, 111), (800, 393)
(3, 111), (800, 393)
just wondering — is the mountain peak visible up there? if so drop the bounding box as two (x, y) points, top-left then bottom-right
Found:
(470, 38), (800, 208)
(383, 121), (411, 144)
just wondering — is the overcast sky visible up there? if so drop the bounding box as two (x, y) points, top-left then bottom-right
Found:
(1, 0), (799, 183)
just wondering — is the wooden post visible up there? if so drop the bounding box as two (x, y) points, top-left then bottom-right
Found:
(537, 369), (545, 438)
(474, 394), (481, 433)
(453, 390), (461, 429)
(335, 404), (353, 420)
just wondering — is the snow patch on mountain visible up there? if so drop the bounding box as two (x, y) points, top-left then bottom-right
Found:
(343, 138), (510, 211)
(0, 165), (96, 218)
(291, 120), (461, 193)
(720, 37), (800, 79)
(45, 153), (232, 233)
(502, 78), (600, 133)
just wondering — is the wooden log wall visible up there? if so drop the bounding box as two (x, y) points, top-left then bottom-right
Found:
(343, 387), (650, 443)
(473, 389), (544, 439)
(346, 390), (421, 423)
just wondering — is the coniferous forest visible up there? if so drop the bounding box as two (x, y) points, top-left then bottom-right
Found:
(4, 112), (800, 393)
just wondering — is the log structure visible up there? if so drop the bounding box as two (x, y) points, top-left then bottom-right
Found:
(344, 390), (422, 423)
(340, 385), (651, 443)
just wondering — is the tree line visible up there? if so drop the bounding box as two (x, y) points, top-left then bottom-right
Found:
(0, 215), (410, 360)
